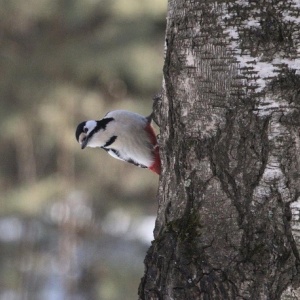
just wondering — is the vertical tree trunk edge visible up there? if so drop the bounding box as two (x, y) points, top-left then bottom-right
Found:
(139, 1), (300, 299)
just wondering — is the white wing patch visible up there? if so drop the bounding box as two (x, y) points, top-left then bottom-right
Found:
(107, 149), (125, 162)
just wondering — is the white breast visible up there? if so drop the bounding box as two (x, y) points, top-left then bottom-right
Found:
(104, 110), (154, 167)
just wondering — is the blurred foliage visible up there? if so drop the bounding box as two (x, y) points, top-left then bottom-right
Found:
(0, 0), (166, 299)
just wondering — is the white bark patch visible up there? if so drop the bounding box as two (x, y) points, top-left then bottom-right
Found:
(252, 115), (291, 205)
(256, 95), (291, 117)
(221, 1), (300, 116)
(290, 198), (300, 253)
(235, 0), (249, 6)
(223, 23), (300, 93)
(283, 0), (300, 23)
(185, 48), (196, 67)
(282, 197), (300, 298)
(281, 285), (300, 299)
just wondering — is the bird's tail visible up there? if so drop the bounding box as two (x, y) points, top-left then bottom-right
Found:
(144, 121), (161, 175)
(149, 145), (161, 175)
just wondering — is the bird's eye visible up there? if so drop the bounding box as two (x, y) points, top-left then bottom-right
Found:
(84, 128), (88, 133)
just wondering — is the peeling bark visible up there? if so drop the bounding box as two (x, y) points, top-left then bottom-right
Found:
(139, 1), (300, 299)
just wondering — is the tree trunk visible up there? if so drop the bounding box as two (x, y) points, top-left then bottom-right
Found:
(139, 1), (300, 299)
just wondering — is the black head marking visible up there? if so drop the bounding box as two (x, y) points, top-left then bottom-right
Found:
(75, 117), (115, 143)
(75, 122), (86, 142)
(103, 135), (117, 148)
(89, 117), (115, 137)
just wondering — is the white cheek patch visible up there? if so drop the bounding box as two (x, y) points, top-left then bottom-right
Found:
(85, 120), (97, 132)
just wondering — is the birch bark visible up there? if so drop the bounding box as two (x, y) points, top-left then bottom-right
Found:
(139, 0), (300, 299)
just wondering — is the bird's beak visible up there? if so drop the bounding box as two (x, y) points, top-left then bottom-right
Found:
(81, 138), (88, 149)
(79, 133), (89, 149)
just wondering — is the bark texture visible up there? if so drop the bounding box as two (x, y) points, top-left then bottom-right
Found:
(139, 0), (300, 299)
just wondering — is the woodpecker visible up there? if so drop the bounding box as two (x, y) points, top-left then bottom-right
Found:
(75, 110), (161, 175)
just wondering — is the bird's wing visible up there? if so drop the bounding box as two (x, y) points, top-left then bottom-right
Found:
(102, 148), (147, 168)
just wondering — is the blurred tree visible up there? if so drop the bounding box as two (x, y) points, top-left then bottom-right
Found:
(139, 0), (300, 299)
(0, 0), (165, 195)
(0, 1), (166, 299)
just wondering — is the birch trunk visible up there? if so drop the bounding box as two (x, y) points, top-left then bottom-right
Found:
(139, 1), (300, 299)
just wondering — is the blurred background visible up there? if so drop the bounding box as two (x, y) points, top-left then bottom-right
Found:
(0, 0), (166, 299)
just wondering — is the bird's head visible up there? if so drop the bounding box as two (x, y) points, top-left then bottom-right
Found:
(75, 118), (114, 149)
(75, 120), (97, 149)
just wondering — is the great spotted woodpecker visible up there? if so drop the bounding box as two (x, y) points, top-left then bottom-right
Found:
(75, 110), (161, 175)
